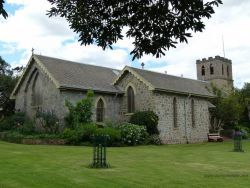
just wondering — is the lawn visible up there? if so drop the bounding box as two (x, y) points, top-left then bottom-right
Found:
(0, 141), (250, 188)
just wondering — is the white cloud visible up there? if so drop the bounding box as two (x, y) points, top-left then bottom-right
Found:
(139, 1), (250, 88)
(0, 0), (130, 68)
(0, 0), (250, 88)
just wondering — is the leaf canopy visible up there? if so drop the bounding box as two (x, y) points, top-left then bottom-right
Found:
(48, 0), (222, 60)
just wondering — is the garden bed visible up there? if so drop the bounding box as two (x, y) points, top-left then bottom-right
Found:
(0, 131), (66, 145)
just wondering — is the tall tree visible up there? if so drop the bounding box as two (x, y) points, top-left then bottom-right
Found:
(239, 83), (250, 124)
(0, 56), (22, 116)
(0, 0), (8, 19)
(210, 84), (250, 131)
(48, 0), (222, 60)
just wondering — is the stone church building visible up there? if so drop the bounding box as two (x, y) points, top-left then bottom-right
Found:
(10, 54), (233, 144)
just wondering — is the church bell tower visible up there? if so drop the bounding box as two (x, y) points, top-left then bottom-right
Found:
(196, 56), (234, 94)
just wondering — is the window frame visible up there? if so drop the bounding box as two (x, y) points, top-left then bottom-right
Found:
(173, 97), (177, 128)
(191, 99), (195, 128)
(201, 65), (205, 76)
(210, 64), (214, 75)
(96, 98), (105, 122)
(127, 86), (135, 113)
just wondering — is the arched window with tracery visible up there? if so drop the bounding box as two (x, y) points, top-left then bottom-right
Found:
(96, 98), (105, 122)
(173, 97), (177, 128)
(210, 64), (214, 75)
(201, 65), (205, 76)
(191, 99), (195, 127)
(127, 86), (135, 113)
(32, 73), (43, 106)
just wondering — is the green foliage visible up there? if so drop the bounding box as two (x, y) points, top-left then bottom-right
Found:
(220, 129), (233, 138)
(210, 83), (250, 130)
(48, 0), (222, 60)
(62, 123), (122, 146)
(130, 111), (159, 135)
(120, 123), (148, 146)
(0, 112), (26, 131)
(146, 134), (162, 145)
(36, 109), (60, 134)
(233, 124), (249, 139)
(64, 90), (94, 128)
(0, 0), (8, 19)
(104, 120), (124, 130)
(16, 118), (35, 135)
(1, 131), (25, 143)
(62, 123), (97, 145)
(0, 56), (23, 116)
(0, 112), (36, 135)
(94, 127), (121, 146)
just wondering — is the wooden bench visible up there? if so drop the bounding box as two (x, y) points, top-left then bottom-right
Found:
(208, 133), (223, 142)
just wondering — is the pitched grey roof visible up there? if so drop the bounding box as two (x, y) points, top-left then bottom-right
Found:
(35, 55), (122, 94)
(128, 67), (214, 97)
(12, 54), (214, 98)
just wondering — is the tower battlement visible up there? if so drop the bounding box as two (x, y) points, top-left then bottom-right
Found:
(196, 55), (234, 94)
(196, 55), (232, 64)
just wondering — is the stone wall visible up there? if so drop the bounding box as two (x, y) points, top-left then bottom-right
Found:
(60, 90), (122, 123)
(114, 70), (210, 144)
(196, 56), (233, 93)
(114, 71), (155, 121)
(15, 61), (61, 119)
(153, 92), (210, 144)
(15, 61), (211, 144)
(15, 61), (122, 125)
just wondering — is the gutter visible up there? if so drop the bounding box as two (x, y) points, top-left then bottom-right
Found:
(154, 88), (215, 99)
(58, 86), (124, 95)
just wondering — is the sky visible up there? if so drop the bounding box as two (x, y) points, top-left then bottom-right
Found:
(0, 0), (249, 88)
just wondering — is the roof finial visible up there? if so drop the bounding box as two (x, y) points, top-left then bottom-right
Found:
(141, 62), (145, 69)
(31, 48), (34, 55)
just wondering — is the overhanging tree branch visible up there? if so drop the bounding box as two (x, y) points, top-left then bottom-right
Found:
(47, 0), (222, 60)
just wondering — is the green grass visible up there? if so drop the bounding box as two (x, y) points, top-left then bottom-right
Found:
(0, 141), (250, 188)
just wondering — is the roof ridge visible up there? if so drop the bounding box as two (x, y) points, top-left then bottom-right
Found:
(34, 54), (121, 71)
(128, 66), (209, 84)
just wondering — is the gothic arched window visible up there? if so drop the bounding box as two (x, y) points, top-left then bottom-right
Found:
(127, 86), (135, 113)
(201, 65), (205, 76)
(210, 64), (214, 75)
(227, 66), (229, 77)
(191, 99), (195, 127)
(173, 97), (177, 128)
(96, 98), (105, 122)
(32, 73), (43, 106)
(222, 64), (224, 75)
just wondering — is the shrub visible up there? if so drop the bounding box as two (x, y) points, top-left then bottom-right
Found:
(79, 123), (97, 141)
(62, 123), (97, 145)
(146, 134), (162, 145)
(0, 116), (14, 131)
(1, 131), (25, 143)
(0, 112), (26, 131)
(104, 120), (123, 129)
(120, 123), (148, 146)
(236, 125), (249, 139)
(94, 127), (121, 146)
(65, 90), (94, 128)
(36, 109), (60, 134)
(16, 118), (35, 135)
(130, 111), (159, 135)
(61, 128), (78, 144)
(220, 129), (234, 138)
